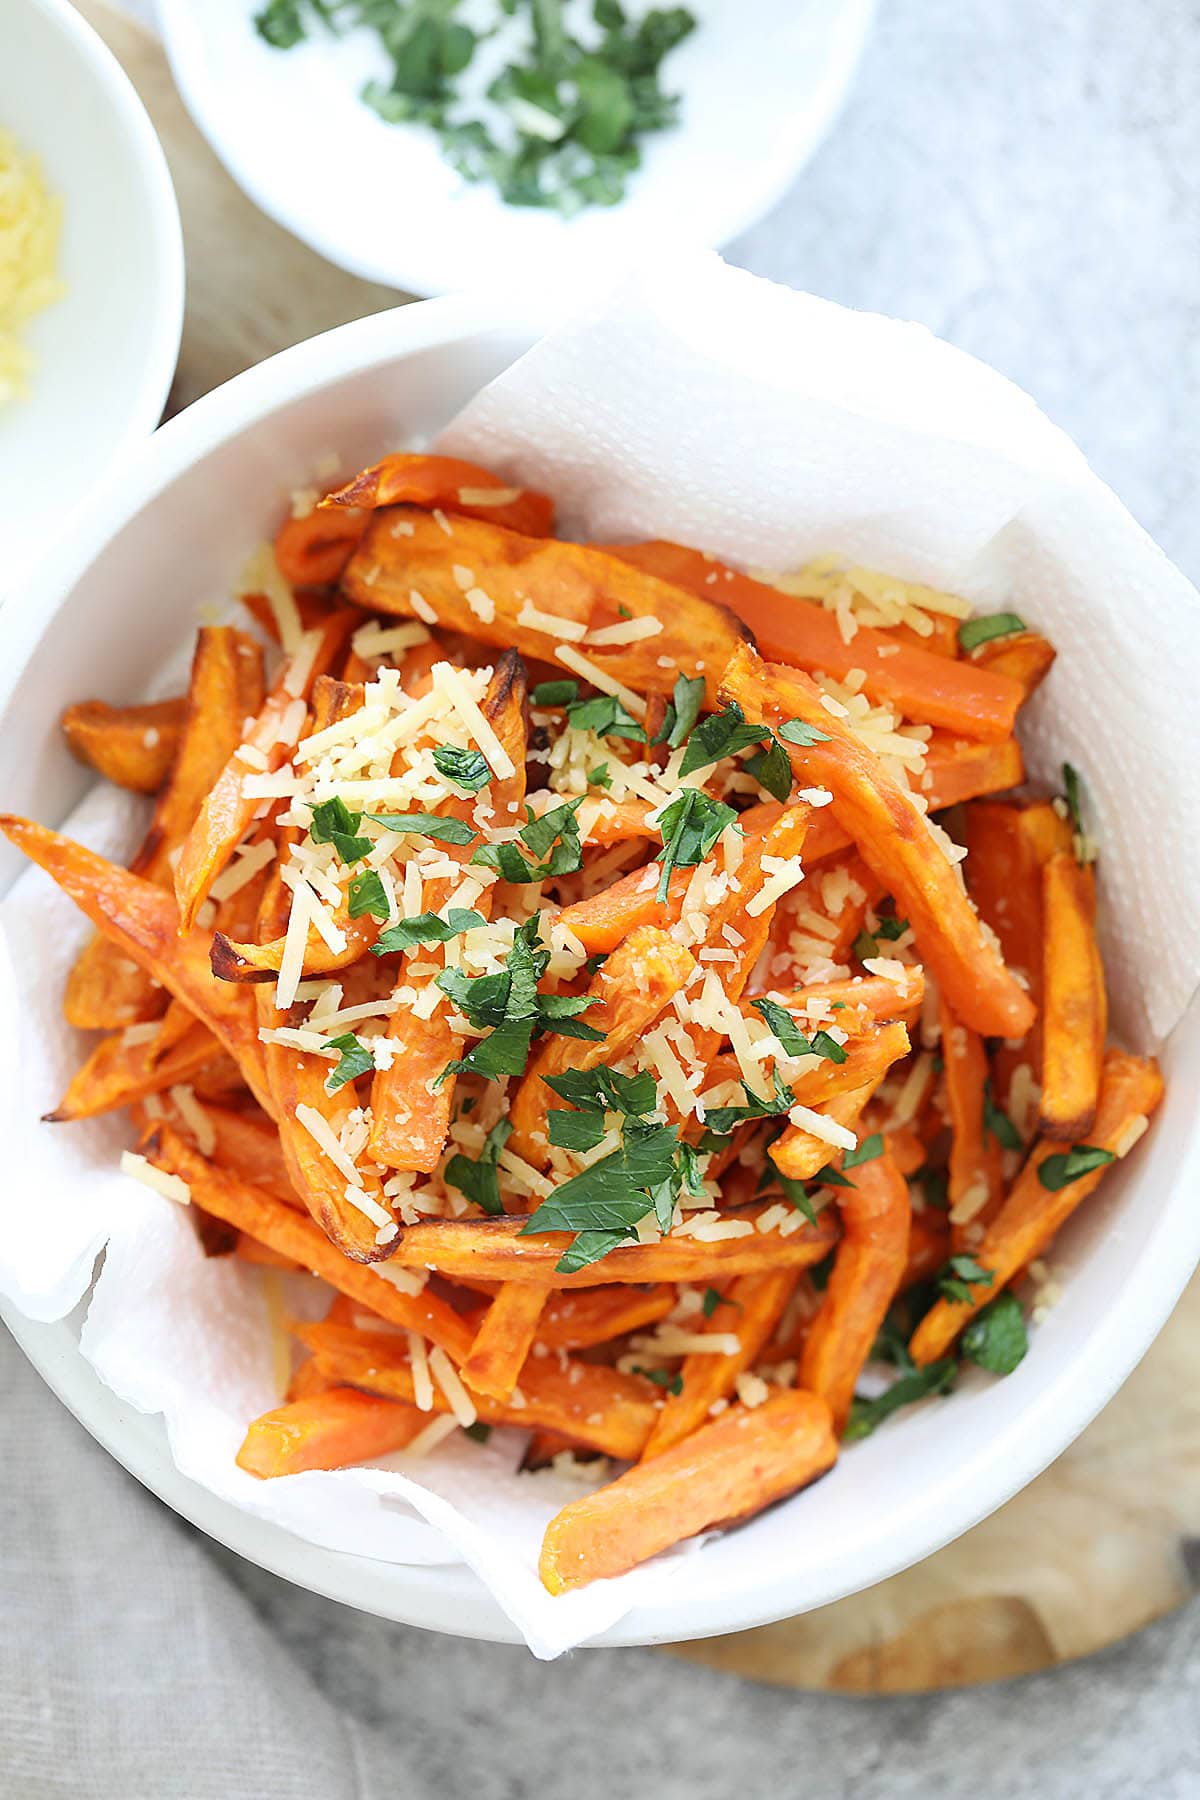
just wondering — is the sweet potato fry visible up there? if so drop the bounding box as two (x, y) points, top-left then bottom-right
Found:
(721, 643), (1034, 1039)
(768, 969), (925, 1032)
(140, 1125), (479, 1351)
(368, 650), (529, 1172)
(174, 612), (353, 930)
(237, 1388), (429, 1477)
(607, 542), (1022, 741)
(297, 1320), (658, 1461)
(274, 509), (370, 588)
(1040, 852), (1106, 1138)
(704, 1019), (911, 1120)
(507, 925), (696, 1164)
(800, 735), (1025, 865)
(65, 627), (266, 1028)
(61, 696), (185, 793)
(333, 1202), (838, 1288)
(538, 1387), (838, 1593)
(797, 1150), (911, 1431)
(642, 1269), (798, 1457)
(340, 509), (750, 707)
(909, 1049), (1163, 1364)
(46, 1019), (228, 1122)
(939, 994), (1005, 1248)
(187, 1102), (298, 1204)
(535, 1285), (678, 1351)
(903, 1209), (951, 1287)
(460, 1282), (550, 1401)
(968, 630), (1056, 698)
(0, 817), (273, 1113)
(771, 1078), (888, 1182)
(323, 452), (555, 538)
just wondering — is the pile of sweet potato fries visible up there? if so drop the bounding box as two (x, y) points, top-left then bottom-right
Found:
(5, 450), (1162, 1593)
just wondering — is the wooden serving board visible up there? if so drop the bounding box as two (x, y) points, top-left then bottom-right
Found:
(81, 0), (1200, 1695)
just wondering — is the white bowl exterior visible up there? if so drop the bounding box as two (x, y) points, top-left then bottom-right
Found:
(157, 0), (875, 296)
(0, 0), (183, 585)
(1, 294), (1198, 1648)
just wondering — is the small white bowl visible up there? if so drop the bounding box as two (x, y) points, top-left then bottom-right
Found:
(1, 293), (1197, 1649)
(0, 0), (183, 590)
(157, 0), (875, 296)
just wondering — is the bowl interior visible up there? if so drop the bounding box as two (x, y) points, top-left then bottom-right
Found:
(1, 303), (1197, 1648)
(0, 0), (182, 584)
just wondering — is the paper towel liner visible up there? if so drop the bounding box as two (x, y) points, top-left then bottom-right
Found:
(2, 253), (1197, 1657)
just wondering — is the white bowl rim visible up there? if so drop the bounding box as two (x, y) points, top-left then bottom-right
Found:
(2, 289), (1199, 1650)
(15, 0), (185, 481)
(155, 0), (878, 296)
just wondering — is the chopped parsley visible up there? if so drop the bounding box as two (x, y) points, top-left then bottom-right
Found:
(530, 678), (579, 707)
(842, 1132), (883, 1170)
(663, 672), (706, 750)
(323, 1032), (375, 1094)
(678, 700), (770, 777)
(521, 1119), (682, 1272)
(542, 1063), (657, 1115)
(750, 997), (847, 1064)
(437, 915), (605, 1083)
(547, 1109), (608, 1153)
(1060, 760), (1094, 864)
(701, 1069), (795, 1137)
(309, 795), (372, 865)
(654, 787), (737, 902)
(778, 718), (832, 748)
(565, 693), (646, 741)
(701, 1286), (723, 1319)
(982, 1080), (1022, 1151)
(743, 738), (793, 802)
(632, 1365), (683, 1395)
(1037, 1143), (1115, 1191)
(958, 611), (1026, 653)
(586, 763), (612, 789)
(471, 796), (584, 882)
(362, 809), (477, 846)
(843, 1358), (957, 1441)
(432, 744), (491, 792)
(463, 1421), (493, 1444)
(443, 1119), (512, 1216)
(371, 907), (484, 955)
(962, 1291), (1028, 1374)
(347, 869), (390, 920)
(937, 1254), (994, 1306)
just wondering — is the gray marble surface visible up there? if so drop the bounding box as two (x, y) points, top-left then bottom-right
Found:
(15, 1), (1200, 1793)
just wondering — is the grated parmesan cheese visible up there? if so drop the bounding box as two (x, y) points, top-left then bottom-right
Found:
(119, 1151), (190, 1207)
(428, 1346), (477, 1427)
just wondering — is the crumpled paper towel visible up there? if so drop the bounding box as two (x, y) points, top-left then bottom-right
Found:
(2, 252), (1198, 1657)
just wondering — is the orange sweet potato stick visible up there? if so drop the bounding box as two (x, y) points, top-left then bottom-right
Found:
(0, 816), (273, 1114)
(607, 542), (1023, 741)
(1039, 851), (1107, 1139)
(535, 1285), (678, 1351)
(173, 611), (354, 930)
(460, 1282), (551, 1401)
(46, 1019), (228, 1123)
(801, 734), (1025, 864)
(61, 695), (186, 794)
(140, 1124), (479, 1351)
(237, 1389), (430, 1477)
(340, 509), (751, 708)
(641, 1269), (798, 1458)
(275, 510), (371, 587)
(797, 1150), (911, 1431)
(296, 1320), (659, 1461)
(65, 627), (265, 1028)
(367, 650), (528, 1173)
(909, 1050), (1163, 1365)
(939, 993), (1005, 1250)
(538, 1388), (838, 1593)
(507, 926), (696, 1165)
(967, 630), (1056, 699)
(720, 643), (1035, 1040)
(323, 452), (555, 538)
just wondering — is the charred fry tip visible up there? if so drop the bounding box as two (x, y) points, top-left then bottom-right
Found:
(208, 934), (255, 983)
(39, 1109), (67, 1124)
(484, 646), (528, 718)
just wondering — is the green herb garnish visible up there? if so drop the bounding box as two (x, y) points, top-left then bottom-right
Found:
(778, 718), (832, 748)
(664, 672), (706, 750)
(565, 693), (647, 742)
(937, 1254), (995, 1306)
(471, 796), (584, 882)
(371, 907), (484, 955)
(347, 869), (390, 920)
(444, 1118), (513, 1216)
(962, 1292), (1028, 1374)
(958, 611), (1026, 653)
(323, 1032), (375, 1094)
(632, 1365), (683, 1395)
(743, 738), (793, 802)
(309, 795), (372, 865)
(1037, 1144), (1115, 1191)
(982, 1080), (1022, 1151)
(678, 700), (770, 777)
(530, 678), (579, 707)
(844, 1358), (957, 1441)
(362, 809), (477, 846)
(432, 744), (491, 792)
(654, 787), (737, 902)
(842, 1132), (883, 1170)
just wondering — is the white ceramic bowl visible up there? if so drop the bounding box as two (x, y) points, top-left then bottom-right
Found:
(0, 0), (183, 591)
(1, 293), (1198, 1648)
(157, 0), (875, 296)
